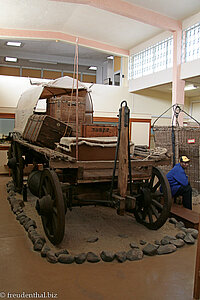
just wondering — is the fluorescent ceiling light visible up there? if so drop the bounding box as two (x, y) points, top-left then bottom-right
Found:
(89, 66), (97, 70)
(107, 55), (114, 60)
(184, 84), (198, 91)
(29, 59), (57, 65)
(6, 41), (22, 47)
(5, 56), (18, 62)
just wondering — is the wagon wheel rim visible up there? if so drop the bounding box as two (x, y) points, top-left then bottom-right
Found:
(133, 166), (172, 230)
(39, 169), (65, 245)
(9, 142), (24, 193)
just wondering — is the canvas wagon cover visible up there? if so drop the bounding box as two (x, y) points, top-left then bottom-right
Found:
(14, 76), (87, 134)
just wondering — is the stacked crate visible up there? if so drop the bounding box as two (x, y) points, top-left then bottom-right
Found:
(47, 95), (85, 135)
(46, 89), (93, 136)
(153, 126), (200, 192)
(23, 114), (70, 149)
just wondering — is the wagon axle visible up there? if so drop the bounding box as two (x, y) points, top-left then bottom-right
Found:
(141, 187), (152, 207)
(7, 157), (17, 169)
(36, 195), (53, 216)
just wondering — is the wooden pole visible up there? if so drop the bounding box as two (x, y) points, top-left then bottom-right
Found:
(193, 215), (200, 299)
(117, 105), (129, 215)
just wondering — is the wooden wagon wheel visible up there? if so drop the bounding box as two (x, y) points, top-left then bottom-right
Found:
(133, 166), (172, 230)
(8, 141), (24, 193)
(36, 169), (65, 245)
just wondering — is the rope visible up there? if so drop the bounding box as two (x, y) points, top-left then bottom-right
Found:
(133, 146), (168, 161)
(152, 105), (175, 128)
(63, 39), (79, 138)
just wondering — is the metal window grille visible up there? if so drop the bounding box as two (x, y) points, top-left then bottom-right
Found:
(129, 37), (173, 80)
(183, 22), (200, 63)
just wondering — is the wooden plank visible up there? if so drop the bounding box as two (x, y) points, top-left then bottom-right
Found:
(118, 106), (128, 198)
(50, 159), (152, 169)
(50, 158), (169, 171)
(0, 145), (10, 150)
(0, 113), (15, 119)
(83, 169), (115, 179)
(170, 204), (199, 228)
(14, 138), (76, 162)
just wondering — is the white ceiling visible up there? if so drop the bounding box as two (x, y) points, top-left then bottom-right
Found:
(125, 0), (200, 20)
(0, 0), (200, 72)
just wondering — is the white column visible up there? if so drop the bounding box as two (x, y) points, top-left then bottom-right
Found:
(172, 29), (185, 126)
(121, 57), (128, 87)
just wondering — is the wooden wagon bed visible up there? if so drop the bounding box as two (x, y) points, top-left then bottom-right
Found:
(14, 135), (170, 183)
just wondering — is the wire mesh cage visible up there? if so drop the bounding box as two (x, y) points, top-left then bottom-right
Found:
(153, 126), (200, 192)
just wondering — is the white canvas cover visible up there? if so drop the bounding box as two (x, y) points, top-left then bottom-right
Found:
(14, 76), (87, 134)
(46, 76), (86, 89)
(14, 86), (44, 134)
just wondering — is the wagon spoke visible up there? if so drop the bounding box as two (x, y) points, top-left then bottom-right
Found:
(152, 191), (164, 198)
(152, 180), (161, 193)
(52, 207), (58, 216)
(147, 208), (153, 224)
(152, 199), (163, 210)
(151, 204), (160, 219)
(141, 207), (148, 220)
(148, 173), (155, 189)
(137, 206), (145, 220)
(42, 184), (48, 195)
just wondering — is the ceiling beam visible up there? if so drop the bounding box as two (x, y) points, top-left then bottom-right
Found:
(50, 0), (182, 32)
(0, 28), (129, 57)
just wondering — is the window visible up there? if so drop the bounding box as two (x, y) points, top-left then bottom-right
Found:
(129, 37), (173, 80)
(184, 22), (200, 62)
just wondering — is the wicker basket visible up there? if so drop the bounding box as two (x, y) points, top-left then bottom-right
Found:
(153, 126), (200, 192)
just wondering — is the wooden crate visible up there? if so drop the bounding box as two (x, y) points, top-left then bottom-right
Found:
(47, 95), (86, 124)
(23, 114), (71, 149)
(82, 124), (118, 137)
(69, 143), (116, 160)
(58, 137), (118, 160)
